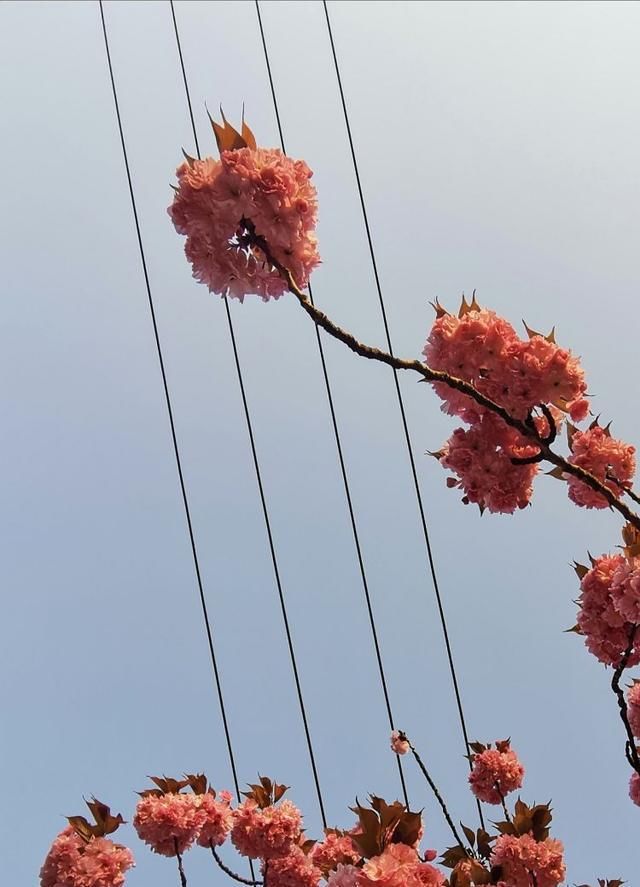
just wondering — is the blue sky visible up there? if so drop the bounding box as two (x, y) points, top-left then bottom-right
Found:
(2, 1), (640, 884)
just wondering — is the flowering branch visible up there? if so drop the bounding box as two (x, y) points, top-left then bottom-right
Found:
(240, 220), (640, 530)
(210, 844), (262, 886)
(611, 626), (640, 775)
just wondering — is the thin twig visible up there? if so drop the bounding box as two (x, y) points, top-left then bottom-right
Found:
(241, 222), (640, 528)
(611, 625), (640, 774)
(402, 735), (469, 850)
(174, 838), (187, 887)
(210, 844), (263, 885)
(607, 473), (640, 507)
(495, 783), (511, 824)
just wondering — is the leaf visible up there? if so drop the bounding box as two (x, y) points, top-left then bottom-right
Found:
(566, 422), (578, 450)
(274, 782), (289, 803)
(545, 466), (565, 480)
(461, 823), (475, 847)
(476, 828), (494, 860)
(458, 294), (472, 318)
(67, 816), (94, 843)
(430, 298), (449, 318)
(573, 561), (589, 580)
(208, 106), (252, 153)
(184, 773), (208, 795)
(440, 844), (468, 869)
(564, 623), (583, 635)
(181, 148), (197, 167)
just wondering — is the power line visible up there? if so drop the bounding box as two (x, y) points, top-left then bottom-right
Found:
(322, 0), (484, 828)
(169, 0), (328, 828)
(254, 0), (409, 808)
(98, 0), (243, 809)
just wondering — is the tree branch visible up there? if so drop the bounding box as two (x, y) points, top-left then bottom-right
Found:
(210, 845), (263, 886)
(611, 625), (640, 775)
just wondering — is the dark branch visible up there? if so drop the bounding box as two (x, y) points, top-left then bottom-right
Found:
(210, 845), (263, 885)
(241, 222), (640, 530)
(611, 626), (640, 775)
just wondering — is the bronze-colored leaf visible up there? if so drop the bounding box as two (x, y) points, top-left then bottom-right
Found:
(564, 623), (583, 635)
(67, 816), (94, 843)
(274, 782), (289, 803)
(430, 298), (449, 318)
(573, 561), (589, 579)
(546, 466), (565, 480)
(476, 828), (494, 860)
(461, 823), (475, 847)
(440, 844), (469, 869)
(181, 148), (197, 167)
(184, 773), (208, 795)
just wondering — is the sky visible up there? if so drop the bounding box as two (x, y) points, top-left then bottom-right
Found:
(2, 1), (640, 884)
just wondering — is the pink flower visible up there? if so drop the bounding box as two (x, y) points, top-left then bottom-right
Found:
(360, 843), (444, 887)
(629, 772), (640, 806)
(133, 792), (205, 856)
(309, 832), (361, 873)
(40, 828), (134, 887)
(231, 799), (303, 860)
(196, 790), (234, 848)
(566, 426), (636, 509)
(390, 731), (410, 756)
(327, 864), (361, 887)
(468, 742), (524, 805)
(577, 554), (640, 667)
(169, 147), (320, 301)
(424, 305), (588, 426)
(263, 847), (321, 887)
(627, 683), (640, 738)
(610, 558), (640, 625)
(440, 414), (538, 514)
(490, 834), (565, 887)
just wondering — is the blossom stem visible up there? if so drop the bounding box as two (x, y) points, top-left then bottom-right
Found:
(242, 220), (640, 527)
(274, 268), (640, 530)
(404, 737), (468, 850)
(210, 844), (263, 886)
(607, 473), (640, 507)
(174, 839), (187, 887)
(611, 625), (640, 775)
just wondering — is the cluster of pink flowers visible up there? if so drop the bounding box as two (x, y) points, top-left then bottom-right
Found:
(231, 797), (303, 859)
(40, 827), (134, 887)
(566, 425), (636, 509)
(424, 304), (588, 425)
(423, 299), (593, 513)
(439, 414), (539, 514)
(309, 832), (361, 872)
(468, 741), (525, 805)
(490, 833), (565, 887)
(169, 146), (320, 301)
(134, 786), (232, 856)
(358, 843), (444, 887)
(265, 846), (322, 887)
(576, 554), (640, 667)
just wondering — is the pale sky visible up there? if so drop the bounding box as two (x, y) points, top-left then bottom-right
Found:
(2, 1), (640, 885)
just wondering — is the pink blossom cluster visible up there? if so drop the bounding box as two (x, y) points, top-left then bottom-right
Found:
(358, 843), (444, 887)
(40, 827), (134, 887)
(134, 789), (232, 856)
(439, 413), (539, 514)
(169, 147), (320, 301)
(490, 833), (565, 887)
(309, 832), (361, 872)
(231, 798), (303, 860)
(576, 554), (640, 667)
(424, 301), (591, 514)
(264, 847), (322, 887)
(566, 425), (636, 509)
(424, 306), (588, 425)
(468, 743), (525, 805)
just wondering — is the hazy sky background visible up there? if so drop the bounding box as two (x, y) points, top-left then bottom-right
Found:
(2, 1), (640, 884)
